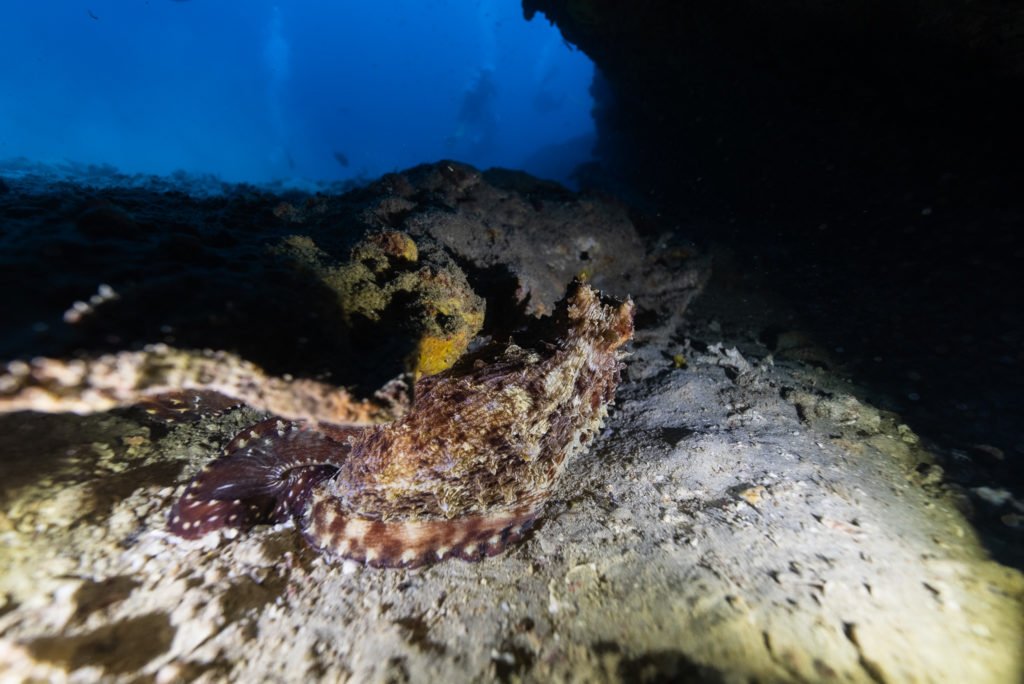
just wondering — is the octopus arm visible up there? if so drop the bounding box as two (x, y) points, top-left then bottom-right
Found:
(169, 418), (360, 538)
(0, 345), (395, 425)
(302, 495), (542, 568)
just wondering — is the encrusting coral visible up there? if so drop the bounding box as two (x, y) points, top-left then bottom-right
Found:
(274, 229), (486, 380)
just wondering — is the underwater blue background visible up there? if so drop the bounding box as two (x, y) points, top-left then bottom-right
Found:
(0, 0), (595, 187)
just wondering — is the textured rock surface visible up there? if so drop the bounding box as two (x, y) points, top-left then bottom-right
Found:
(1, 294), (1021, 681)
(0, 165), (1021, 682)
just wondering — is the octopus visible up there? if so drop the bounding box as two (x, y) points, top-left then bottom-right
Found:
(0, 281), (634, 567)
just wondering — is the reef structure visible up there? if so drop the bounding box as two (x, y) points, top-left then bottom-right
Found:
(0, 282), (633, 568)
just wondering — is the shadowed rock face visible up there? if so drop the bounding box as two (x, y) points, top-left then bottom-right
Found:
(524, 0), (1024, 218)
(523, 0), (1024, 565)
(0, 160), (645, 394)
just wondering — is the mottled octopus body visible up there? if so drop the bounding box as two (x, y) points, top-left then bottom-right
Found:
(169, 283), (633, 567)
(1, 282), (633, 568)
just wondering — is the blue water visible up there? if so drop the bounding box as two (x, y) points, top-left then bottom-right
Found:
(0, 1), (595, 189)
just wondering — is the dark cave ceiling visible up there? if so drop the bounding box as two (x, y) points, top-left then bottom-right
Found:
(523, 0), (1024, 219)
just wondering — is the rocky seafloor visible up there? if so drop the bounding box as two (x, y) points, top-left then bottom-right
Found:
(0, 161), (1020, 682)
